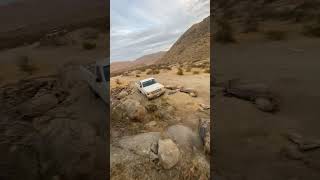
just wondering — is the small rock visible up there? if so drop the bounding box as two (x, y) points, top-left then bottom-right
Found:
(165, 85), (177, 90)
(158, 139), (180, 169)
(254, 97), (276, 112)
(121, 99), (146, 121)
(117, 90), (128, 99)
(145, 121), (157, 128)
(168, 90), (177, 95)
(190, 92), (197, 97)
(199, 103), (210, 110)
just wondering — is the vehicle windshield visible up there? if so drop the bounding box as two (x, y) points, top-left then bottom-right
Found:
(103, 65), (110, 82)
(142, 79), (156, 87)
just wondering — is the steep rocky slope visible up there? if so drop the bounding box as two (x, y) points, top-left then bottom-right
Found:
(158, 16), (210, 64)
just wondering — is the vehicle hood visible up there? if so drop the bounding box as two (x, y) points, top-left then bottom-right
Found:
(143, 83), (164, 93)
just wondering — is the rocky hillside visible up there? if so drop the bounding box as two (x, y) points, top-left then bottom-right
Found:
(158, 16), (210, 64)
(111, 51), (166, 74)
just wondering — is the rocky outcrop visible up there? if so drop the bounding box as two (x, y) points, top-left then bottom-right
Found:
(158, 139), (180, 169)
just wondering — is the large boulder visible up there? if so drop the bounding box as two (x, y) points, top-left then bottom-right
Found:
(119, 132), (160, 157)
(121, 99), (146, 121)
(158, 139), (180, 169)
(199, 118), (210, 154)
(167, 125), (202, 151)
(117, 90), (128, 99)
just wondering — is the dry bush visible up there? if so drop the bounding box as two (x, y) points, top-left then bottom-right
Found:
(186, 67), (192, 72)
(193, 71), (200, 75)
(214, 18), (235, 43)
(82, 41), (97, 50)
(204, 69), (210, 73)
(146, 70), (153, 75)
(264, 30), (287, 41)
(16, 55), (38, 75)
(177, 68), (184, 75)
(115, 78), (121, 85)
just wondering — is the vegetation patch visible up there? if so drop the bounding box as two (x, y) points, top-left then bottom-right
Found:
(177, 68), (184, 75)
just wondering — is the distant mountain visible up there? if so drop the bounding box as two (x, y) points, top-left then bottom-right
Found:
(158, 16), (210, 64)
(111, 51), (166, 74)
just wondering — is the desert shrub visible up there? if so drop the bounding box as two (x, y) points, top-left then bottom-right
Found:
(82, 41), (96, 50)
(264, 30), (287, 40)
(186, 66), (192, 72)
(115, 78), (121, 85)
(177, 68), (184, 75)
(145, 69), (160, 75)
(136, 74), (140, 77)
(214, 18), (235, 43)
(16, 55), (38, 75)
(193, 71), (200, 75)
(204, 68), (210, 73)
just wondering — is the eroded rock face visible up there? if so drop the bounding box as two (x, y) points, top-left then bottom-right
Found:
(121, 99), (146, 121)
(158, 139), (180, 169)
(199, 118), (210, 154)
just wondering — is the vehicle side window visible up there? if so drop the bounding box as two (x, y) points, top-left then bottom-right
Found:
(96, 66), (102, 82)
(103, 65), (110, 82)
(140, 82), (142, 88)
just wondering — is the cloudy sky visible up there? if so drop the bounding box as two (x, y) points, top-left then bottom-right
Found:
(111, 0), (209, 62)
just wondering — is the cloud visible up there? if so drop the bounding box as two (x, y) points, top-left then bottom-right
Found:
(111, 0), (209, 62)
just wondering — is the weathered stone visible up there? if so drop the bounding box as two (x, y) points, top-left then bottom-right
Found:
(167, 125), (202, 151)
(117, 90), (128, 99)
(254, 97), (276, 112)
(119, 132), (161, 157)
(165, 85), (178, 90)
(158, 139), (180, 169)
(121, 99), (146, 121)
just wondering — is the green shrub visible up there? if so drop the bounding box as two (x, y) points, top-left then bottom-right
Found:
(82, 41), (96, 50)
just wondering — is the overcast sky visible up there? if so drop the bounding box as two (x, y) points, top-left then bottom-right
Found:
(111, 0), (209, 62)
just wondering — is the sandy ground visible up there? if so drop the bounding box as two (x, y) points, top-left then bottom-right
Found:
(213, 34), (320, 179)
